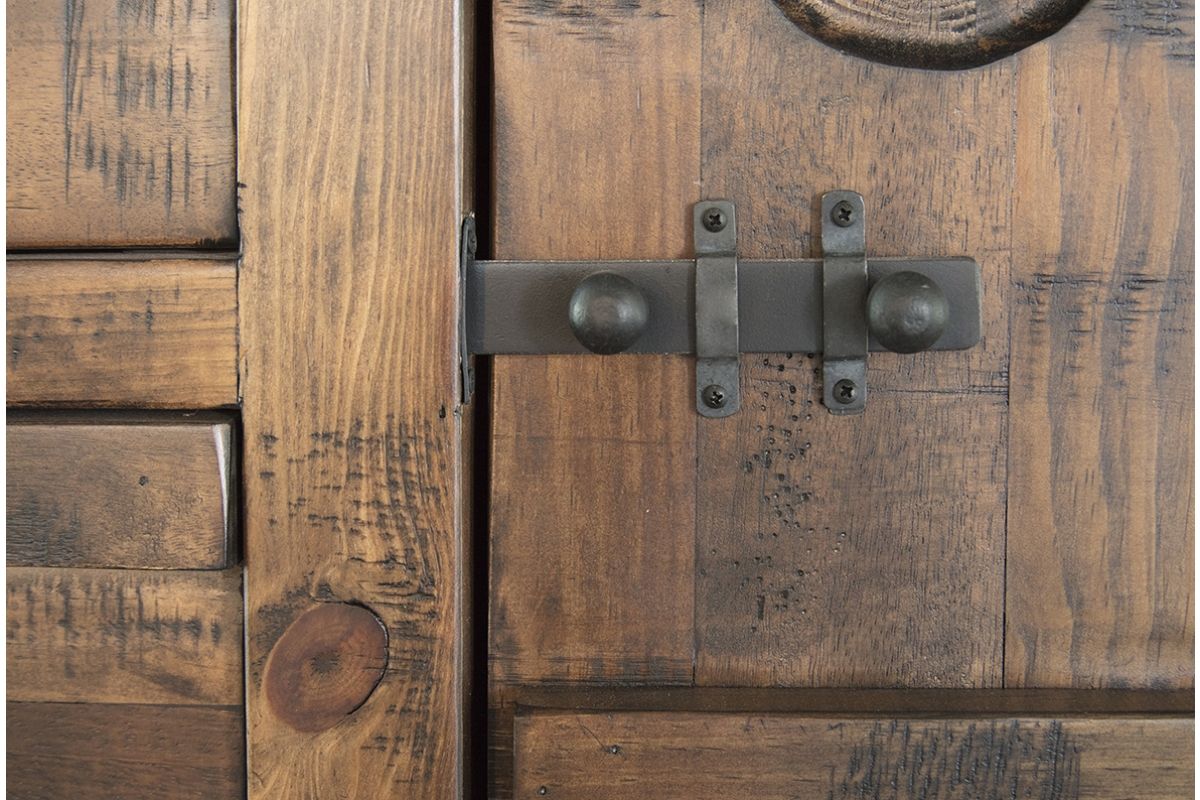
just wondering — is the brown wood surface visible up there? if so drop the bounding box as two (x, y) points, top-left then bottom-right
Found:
(1005, 0), (1195, 689)
(238, 0), (469, 796)
(7, 0), (236, 247)
(7, 566), (243, 705)
(7, 259), (238, 407)
(7, 702), (244, 800)
(515, 710), (1194, 800)
(7, 420), (233, 569)
(489, 0), (700, 688)
(771, 0), (1089, 69)
(695, 0), (1012, 689)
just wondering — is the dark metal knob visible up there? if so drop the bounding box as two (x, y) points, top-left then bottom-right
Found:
(568, 271), (650, 354)
(867, 270), (949, 354)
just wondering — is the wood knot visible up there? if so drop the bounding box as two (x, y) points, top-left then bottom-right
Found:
(771, 0), (1089, 69)
(264, 603), (388, 732)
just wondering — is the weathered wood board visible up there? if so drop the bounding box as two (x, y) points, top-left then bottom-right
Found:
(7, 0), (237, 247)
(7, 259), (239, 407)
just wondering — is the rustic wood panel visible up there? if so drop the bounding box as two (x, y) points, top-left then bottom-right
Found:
(7, 702), (244, 800)
(7, 259), (238, 408)
(7, 0), (236, 247)
(489, 0), (700, 689)
(238, 0), (468, 796)
(7, 566), (243, 705)
(695, 0), (1010, 688)
(770, 0), (1089, 69)
(1006, 0), (1195, 688)
(7, 420), (233, 569)
(516, 710), (1194, 799)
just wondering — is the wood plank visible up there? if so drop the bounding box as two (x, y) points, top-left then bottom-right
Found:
(516, 710), (1194, 800)
(694, 0), (1010, 687)
(7, 702), (244, 800)
(489, 0), (700, 688)
(7, 566), (243, 705)
(7, 259), (238, 408)
(238, 0), (468, 796)
(1006, 0), (1195, 687)
(7, 0), (236, 247)
(7, 420), (233, 569)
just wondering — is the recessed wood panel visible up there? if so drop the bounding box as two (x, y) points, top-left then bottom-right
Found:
(7, 259), (238, 408)
(7, 420), (234, 569)
(1005, 0), (1194, 688)
(516, 710), (1194, 800)
(7, 702), (244, 800)
(6, 0), (236, 247)
(7, 566), (243, 705)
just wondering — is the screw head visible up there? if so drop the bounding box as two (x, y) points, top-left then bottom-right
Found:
(832, 379), (858, 404)
(831, 200), (856, 227)
(702, 207), (727, 232)
(702, 384), (727, 409)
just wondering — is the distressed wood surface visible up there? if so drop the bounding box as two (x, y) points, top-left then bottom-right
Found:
(695, 0), (1010, 688)
(489, 0), (699, 689)
(6, 566), (243, 705)
(515, 710), (1194, 800)
(7, 259), (238, 407)
(1006, 0), (1195, 688)
(6, 0), (236, 247)
(7, 420), (233, 569)
(489, 4), (701, 796)
(238, 0), (468, 796)
(7, 702), (244, 800)
(770, 0), (1089, 69)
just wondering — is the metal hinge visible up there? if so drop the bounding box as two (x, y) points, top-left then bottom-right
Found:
(460, 191), (981, 416)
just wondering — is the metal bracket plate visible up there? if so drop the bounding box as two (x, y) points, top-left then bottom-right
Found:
(820, 191), (868, 415)
(694, 201), (740, 418)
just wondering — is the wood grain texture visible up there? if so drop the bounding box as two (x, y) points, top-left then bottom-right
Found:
(7, 566), (243, 705)
(771, 0), (1089, 69)
(515, 710), (1194, 800)
(7, 259), (238, 407)
(7, 420), (233, 569)
(238, 0), (467, 796)
(7, 702), (244, 800)
(7, 0), (236, 247)
(1006, 0), (1195, 688)
(695, 0), (1010, 688)
(490, 0), (700, 688)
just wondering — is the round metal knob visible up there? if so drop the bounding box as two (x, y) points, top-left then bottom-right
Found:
(867, 270), (949, 354)
(568, 271), (650, 354)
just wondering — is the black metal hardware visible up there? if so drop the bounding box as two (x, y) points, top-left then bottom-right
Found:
(820, 190), (868, 415)
(460, 194), (983, 415)
(694, 201), (740, 418)
(567, 271), (650, 354)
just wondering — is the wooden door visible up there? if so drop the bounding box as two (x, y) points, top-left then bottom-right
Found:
(486, 1), (1193, 798)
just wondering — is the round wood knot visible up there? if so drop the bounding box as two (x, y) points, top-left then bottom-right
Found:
(265, 603), (388, 732)
(771, 0), (1089, 69)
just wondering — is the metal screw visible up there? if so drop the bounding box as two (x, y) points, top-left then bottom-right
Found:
(537, 788), (548, 796)
(702, 207), (727, 232)
(702, 384), (727, 409)
(832, 379), (858, 404)
(831, 200), (855, 227)
(608, 744), (621, 754)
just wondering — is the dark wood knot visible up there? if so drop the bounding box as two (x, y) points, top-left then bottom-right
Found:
(265, 603), (388, 732)
(771, 0), (1090, 69)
